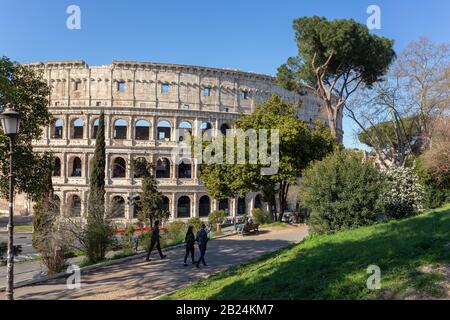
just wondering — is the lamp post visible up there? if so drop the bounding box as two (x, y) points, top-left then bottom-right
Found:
(0, 104), (21, 301)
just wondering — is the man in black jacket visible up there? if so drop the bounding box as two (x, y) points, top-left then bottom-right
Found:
(146, 220), (166, 261)
(195, 223), (209, 268)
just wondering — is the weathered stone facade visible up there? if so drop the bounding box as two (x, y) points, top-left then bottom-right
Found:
(2, 60), (339, 223)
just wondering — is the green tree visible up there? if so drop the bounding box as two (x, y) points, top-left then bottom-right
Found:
(200, 95), (336, 220)
(88, 111), (106, 214)
(0, 56), (53, 199)
(208, 210), (226, 232)
(85, 111), (114, 263)
(276, 17), (395, 141)
(300, 149), (385, 234)
(135, 163), (170, 228)
(32, 161), (70, 274)
(32, 158), (55, 249)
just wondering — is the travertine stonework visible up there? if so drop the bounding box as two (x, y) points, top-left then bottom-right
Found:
(2, 60), (342, 223)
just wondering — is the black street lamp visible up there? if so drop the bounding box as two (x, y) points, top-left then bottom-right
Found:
(0, 104), (21, 301)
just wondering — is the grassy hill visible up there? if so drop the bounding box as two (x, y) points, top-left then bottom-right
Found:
(165, 204), (450, 300)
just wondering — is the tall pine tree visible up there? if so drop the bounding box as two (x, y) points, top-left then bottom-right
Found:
(85, 111), (113, 263)
(88, 112), (106, 213)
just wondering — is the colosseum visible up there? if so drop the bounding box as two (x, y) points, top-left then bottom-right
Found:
(1, 60), (340, 223)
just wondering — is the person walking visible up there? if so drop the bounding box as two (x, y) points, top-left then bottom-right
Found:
(145, 220), (166, 261)
(195, 223), (209, 268)
(183, 226), (196, 266)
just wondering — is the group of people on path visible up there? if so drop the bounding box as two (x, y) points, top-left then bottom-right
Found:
(145, 220), (209, 268)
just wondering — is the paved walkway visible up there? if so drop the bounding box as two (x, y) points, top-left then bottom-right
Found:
(8, 225), (308, 300)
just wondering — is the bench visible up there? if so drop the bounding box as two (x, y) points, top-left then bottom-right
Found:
(239, 223), (259, 235)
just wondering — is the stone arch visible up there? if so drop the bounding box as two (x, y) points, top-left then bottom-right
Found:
(68, 194), (82, 217)
(178, 158), (192, 179)
(220, 123), (230, 135)
(254, 194), (263, 209)
(113, 118), (128, 140)
(53, 157), (61, 177)
(71, 118), (84, 139)
(155, 157), (171, 178)
(111, 195), (125, 218)
(178, 120), (192, 141)
(135, 119), (150, 140)
(70, 156), (82, 177)
(132, 195), (141, 219)
(157, 120), (172, 141)
(219, 198), (229, 215)
(237, 197), (246, 215)
(161, 195), (170, 214)
(91, 118), (100, 138)
(51, 119), (64, 139)
(177, 196), (191, 218)
(199, 195), (211, 217)
(112, 157), (126, 178)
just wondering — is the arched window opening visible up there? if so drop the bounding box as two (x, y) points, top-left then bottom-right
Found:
(220, 123), (230, 135)
(255, 194), (263, 209)
(135, 119), (150, 140)
(156, 158), (170, 178)
(161, 196), (170, 213)
(92, 118), (99, 138)
(199, 195), (211, 217)
(69, 195), (81, 217)
(52, 119), (64, 139)
(132, 196), (141, 219)
(53, 157), (61, 177)
(71, 157), (82, 177)
(111, 196), (125, 218)
(157, 120), (171, 141)
(177, 196), (191, 218)
(112, 157), (126, 178)
(237, 197), (246, 215)
(178, 159), (192, 179)
(219, 199), (229, 215)
(200, 122), (212, 138)
(178, 121), (192, 141)
(113, 119), (127, 140)
(72, 119), (84, 139)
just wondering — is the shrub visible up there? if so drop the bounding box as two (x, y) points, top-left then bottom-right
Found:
(251, 208), (271, 224)
(414, 157), (449, 209)
(208, 210), (226, 226)
(381, 167), (424, 218)
(122, 225), (135, 249)
(187, 217), (203, 233)
(300, 149), (385, 234)
(423, 185), (449, 209)
(139, 232), (151, 250)
(164, 221), (187, 246)
(39, 238), (68, 274)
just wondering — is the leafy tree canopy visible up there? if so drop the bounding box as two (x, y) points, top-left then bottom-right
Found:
(358, 116), (421, 152)
(0, 56), (52, 199)
(278, 16), (396, 91)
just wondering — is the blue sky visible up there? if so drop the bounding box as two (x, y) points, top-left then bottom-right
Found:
(1, 0), (449, 148)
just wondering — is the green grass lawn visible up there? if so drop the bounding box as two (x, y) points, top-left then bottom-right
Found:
(14, 224), (33, 233)
(165, 204), (450, 300)
(260, 221), (290, 228)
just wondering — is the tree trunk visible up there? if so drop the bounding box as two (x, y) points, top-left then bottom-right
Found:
(278, 181), (290, 221)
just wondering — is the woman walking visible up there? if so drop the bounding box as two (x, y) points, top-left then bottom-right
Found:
(184, 226), (196, 266)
